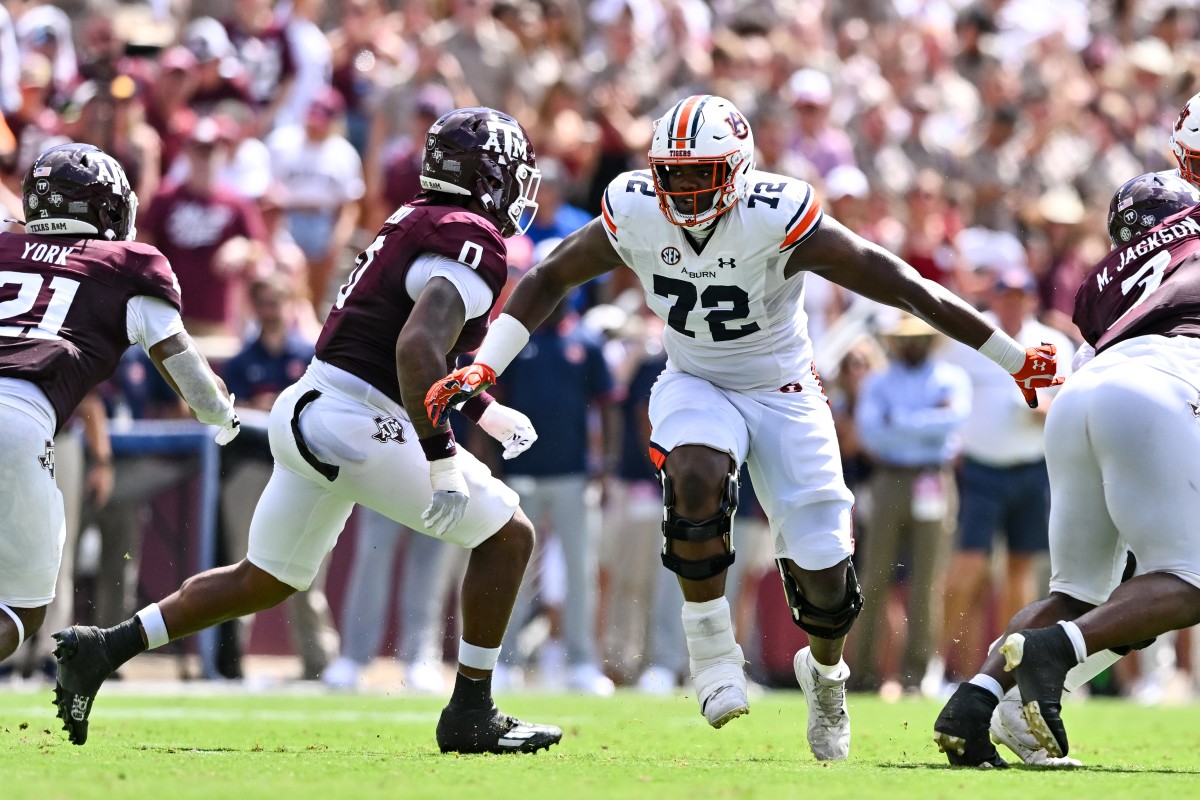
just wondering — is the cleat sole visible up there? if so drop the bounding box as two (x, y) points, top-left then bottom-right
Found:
(1021, 701), (1064, 759)
(709, 705), (749, 729)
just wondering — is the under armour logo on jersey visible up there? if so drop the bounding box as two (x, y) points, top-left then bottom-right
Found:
(38, 440), (55, 478)
(1032, 359), (1045, 372)
(371, 416), (406, 444)
(717, 257), (737, 269)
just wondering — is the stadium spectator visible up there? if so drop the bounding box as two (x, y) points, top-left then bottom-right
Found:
(492, 300), (619, 696)
(320, 508), (460, 694)
(139, 115), (272, 337)
(219, 273), (337, 681)
(266, 86), (363, 308)
(939, 268), (1072, 683)
(852, 313), (971, 694)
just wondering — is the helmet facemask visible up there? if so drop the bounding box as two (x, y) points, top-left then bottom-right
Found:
(648, 95), (755, 228)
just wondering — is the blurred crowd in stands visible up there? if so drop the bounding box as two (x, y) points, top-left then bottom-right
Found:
(1, 0), (1198, 705)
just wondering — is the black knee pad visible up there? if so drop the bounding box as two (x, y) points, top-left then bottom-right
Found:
(778, 560), (863, 640)
(659, 470), (738, 581)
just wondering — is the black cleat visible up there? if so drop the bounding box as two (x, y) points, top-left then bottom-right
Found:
(999, 626), (1077, 758)
(52, 626), (119, 746)
(436, 703), (562, 754)
(933, 683), (1009, 768)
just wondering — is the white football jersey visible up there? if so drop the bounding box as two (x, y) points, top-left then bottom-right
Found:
(601, 168), (823, 391)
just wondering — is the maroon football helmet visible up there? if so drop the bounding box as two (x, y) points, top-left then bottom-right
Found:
(22, 143), (138, 240)
(418, 107), (540, 237)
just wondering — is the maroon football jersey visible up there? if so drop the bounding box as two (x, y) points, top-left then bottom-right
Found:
(1074, 207), (1200, 353)
(316, 199), (509, 407)
(0, 233), (181, 430)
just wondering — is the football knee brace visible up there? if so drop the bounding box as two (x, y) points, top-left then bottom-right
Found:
(0, 603), (25, 648)
(659, 470), (738, 581)
(777, 560), (863, 640)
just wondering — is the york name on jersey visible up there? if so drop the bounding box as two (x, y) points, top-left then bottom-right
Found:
(1074, 206), (1200, 353)
(600, 169), (822, 391)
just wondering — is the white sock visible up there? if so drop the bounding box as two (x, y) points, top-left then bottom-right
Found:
(136, 603), (170, 650)
(1064, 649), (1122, 692)
(969, 673), (1004, 702)
(1057, 620), (1088, 663)
(810, 654), (849, 680)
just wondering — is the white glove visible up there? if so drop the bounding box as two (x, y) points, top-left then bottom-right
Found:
(422, 455), (470, 536)
(214, 394), (241, 446)
(477, 401), (538, 460)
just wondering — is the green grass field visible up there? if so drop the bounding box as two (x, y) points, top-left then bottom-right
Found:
(2, 685), (1198, 800)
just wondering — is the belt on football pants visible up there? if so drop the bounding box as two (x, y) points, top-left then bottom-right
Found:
(291, 389), (340, 482)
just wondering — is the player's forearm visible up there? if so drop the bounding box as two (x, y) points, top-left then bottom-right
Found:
(396, 333), (455, 440)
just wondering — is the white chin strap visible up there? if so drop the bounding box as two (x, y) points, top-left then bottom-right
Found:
(0, 603), (25, 649)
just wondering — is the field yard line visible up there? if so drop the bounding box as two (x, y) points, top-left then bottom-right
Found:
(4, 705), (443, 722)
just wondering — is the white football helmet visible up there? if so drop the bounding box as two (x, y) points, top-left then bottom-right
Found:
(648, 95), (755, 227)
(1170, 92), (1200, 188)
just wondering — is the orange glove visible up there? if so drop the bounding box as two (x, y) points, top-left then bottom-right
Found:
(1011, 343), (1064, 409)
(425, 363), (497, 427)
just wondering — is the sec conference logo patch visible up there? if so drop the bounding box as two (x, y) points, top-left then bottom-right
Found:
(661, 246), (681, 265)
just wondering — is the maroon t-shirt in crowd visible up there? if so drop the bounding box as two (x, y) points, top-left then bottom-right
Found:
(1074, 206), (1200, 353)
(317, 199), (509, 407)
(0, 233), (181, 430)
(141, 183), (268, 325)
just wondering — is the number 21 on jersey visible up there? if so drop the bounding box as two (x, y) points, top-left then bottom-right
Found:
(0, 271), (80, 340)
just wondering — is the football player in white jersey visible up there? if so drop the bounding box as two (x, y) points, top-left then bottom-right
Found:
(426, 95), (1059, 761)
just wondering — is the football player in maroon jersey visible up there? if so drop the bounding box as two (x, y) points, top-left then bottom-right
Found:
(936, 172), (1200, 766)
(0, 142), (239, 666)
(51, 108), (562, 755)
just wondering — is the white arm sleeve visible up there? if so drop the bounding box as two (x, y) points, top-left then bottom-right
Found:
(127, 295), (186, 349)
(404, 252), (494, 320)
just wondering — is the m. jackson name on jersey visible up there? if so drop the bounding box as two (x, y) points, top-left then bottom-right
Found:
(1074, 206), (1200, 353)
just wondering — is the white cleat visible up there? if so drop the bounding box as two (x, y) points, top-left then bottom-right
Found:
(794, 647), (851, 761)
(693, 659), (750, 728)
(990, 687), (1082, 767)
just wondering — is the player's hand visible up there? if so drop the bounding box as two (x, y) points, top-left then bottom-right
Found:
(425, 364), (497, 428)
(477, 402), (538, 459)
(215, 394), (241, 445)
(422, 456), (470, 536)
(1011, 343), (1064, 409)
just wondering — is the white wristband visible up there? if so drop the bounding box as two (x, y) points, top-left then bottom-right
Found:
(473, 313), (530, 376)
(978, 329), (1026, 374)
